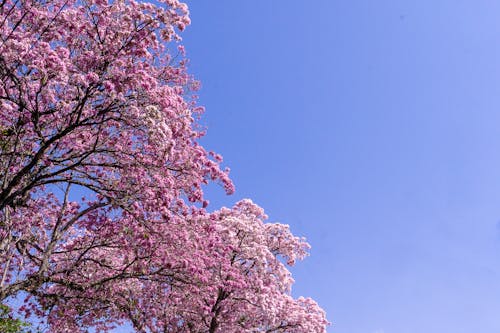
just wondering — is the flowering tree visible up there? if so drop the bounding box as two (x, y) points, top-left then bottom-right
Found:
(0, 0), (328, 331)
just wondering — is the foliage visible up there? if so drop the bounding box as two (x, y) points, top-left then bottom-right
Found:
(0, 0), (328, 331)
(0, 304), (28, 333)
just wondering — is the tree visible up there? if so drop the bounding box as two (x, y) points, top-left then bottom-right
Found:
(0, 0), (328, 331)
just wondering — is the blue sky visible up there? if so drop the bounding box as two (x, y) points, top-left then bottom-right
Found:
(182, 1), (500, 332)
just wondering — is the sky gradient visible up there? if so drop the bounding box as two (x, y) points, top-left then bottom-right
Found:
(181, 1), (500, 332)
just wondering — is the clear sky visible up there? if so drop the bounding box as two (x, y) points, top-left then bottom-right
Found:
(181, 1), (500, 332)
